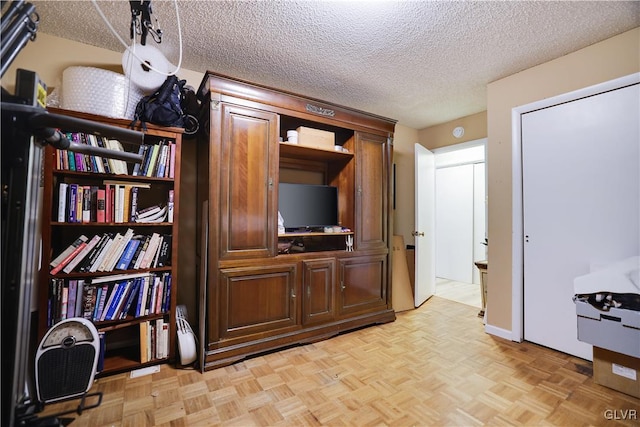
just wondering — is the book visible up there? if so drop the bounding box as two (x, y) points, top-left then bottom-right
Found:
(156, 143), (168, 177)
(96, 233), (123, 272)
(60, 285), (69, 320)
(161, 273), (171, 312)
(50, 235), (89, 274)
(139, 233), (161, 269)
(105, 228), (134, 272)
(107, 281), (130, 320)
(106, 139), (128, 175)
(135, 275), (150, 317)
(100, 282), (121, 321)
(139, 321), (149, 363)
(156, 234), (172, 267)
(87, 134), (105, 174)
(135, 204), (163, 220)
(169, 142), (176, 179)
(130, 187), (139, 221)
(74, 280), (85, 316)
(82, 185), (91, 223)
(132, 144), (146, 176)
(66, 280), (77, 318)
(62, 233), (101, 273)
(57, 183), (68, 222)
(135, 205), (167, 223)
(140, 144), (153, 176)
(167, 190), (174, 223)
(118, 279), (140, 319)
(50, 235), (87, 268)
(154, 275), (164, 314)
(76, 184), (83, 222)
(78, 233), (111, 272)
(152, 235), (164, 268)
(89, 234), (115, 273)
(132, 236), (151, 270)
(67, 183), (78, 223)
(90, 186), (98, 222)
(105, 184), (112, 223)
(81, 284), (96, 319)
(96, 188), (106, 222)
(144, 277), (155, 315)
(155, 318), (165, 358)
(146, 143), (161, 177)
(115, 238), (141, 270)
(93, 284), (106, 321)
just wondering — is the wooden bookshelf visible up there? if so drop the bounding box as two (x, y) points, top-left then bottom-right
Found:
(38, 108), (183, 376)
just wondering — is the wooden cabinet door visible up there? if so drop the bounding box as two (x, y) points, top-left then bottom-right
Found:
(217, 103), (279, 260)
(218, 264), (298, 340)
(354, 132), (390, 251)
(302, 258), (336, 325)
(338, 254), (387, 316)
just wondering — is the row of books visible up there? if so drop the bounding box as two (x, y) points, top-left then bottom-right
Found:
(140, 318), (170, 362)
(50, 230), (172, 275)
(47, 272), (172, 327)
(55, 133), (129, 175)
(57, 181), (174, 224)
(132, 140), (177, 179)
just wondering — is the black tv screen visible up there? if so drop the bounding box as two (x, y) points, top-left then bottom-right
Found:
(278, 183), (338, 230)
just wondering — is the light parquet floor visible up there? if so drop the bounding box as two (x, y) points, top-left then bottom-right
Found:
(38, 297), (639, 426)
(435, 278), (482, 310)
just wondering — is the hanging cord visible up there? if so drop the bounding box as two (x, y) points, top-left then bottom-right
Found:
(90, 0), (183, 76)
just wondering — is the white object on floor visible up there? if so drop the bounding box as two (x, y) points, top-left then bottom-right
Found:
(129, 365), (160, 378)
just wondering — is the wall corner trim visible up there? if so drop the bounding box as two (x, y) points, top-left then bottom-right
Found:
(485, 324), (517, 342)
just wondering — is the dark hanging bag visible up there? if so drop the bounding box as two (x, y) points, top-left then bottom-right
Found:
(131, 74), (186, 130)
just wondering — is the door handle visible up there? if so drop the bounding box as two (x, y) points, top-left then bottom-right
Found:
(412, 231), (424, 237)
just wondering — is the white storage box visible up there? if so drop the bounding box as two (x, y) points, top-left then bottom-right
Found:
(575, 299), (640, 358)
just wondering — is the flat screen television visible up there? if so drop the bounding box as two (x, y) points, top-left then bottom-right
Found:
(278, 183), (338, 231)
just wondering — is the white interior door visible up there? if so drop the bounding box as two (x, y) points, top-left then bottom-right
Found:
(522, 82), (640, 360)
(435, 165), (474, 283)
(414, 143), (435, 307)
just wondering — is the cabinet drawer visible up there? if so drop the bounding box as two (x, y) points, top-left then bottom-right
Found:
(338, 254), (388, 316)
(218, 264), (298, 339)
(302, 258), (336, 325)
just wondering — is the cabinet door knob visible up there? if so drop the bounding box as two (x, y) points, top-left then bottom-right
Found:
(412, 231), (424, 237)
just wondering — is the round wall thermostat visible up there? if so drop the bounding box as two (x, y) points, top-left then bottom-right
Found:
(453, 126), (465, 138)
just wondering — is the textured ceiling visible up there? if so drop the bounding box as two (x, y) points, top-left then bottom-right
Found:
(29, 1), (640, 129)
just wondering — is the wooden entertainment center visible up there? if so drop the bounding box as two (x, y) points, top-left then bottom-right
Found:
(196, 72), (397, 370)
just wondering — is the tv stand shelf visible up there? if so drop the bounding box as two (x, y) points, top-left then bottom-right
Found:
(279, 231), (354, 237)
(279, 142), (353, 161)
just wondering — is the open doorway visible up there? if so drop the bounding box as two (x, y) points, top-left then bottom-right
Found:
(433, 139), (486, 309)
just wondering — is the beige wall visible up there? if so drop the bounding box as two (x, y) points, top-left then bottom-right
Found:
(3, 33), (203, 95)
(391, 124), (419, 245)
(392, 112), (488, 247)
(418, 111), (488, 151)
(486, 27), (640, 332)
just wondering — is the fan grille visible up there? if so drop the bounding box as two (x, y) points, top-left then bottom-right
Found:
(36, 345), (96, 402)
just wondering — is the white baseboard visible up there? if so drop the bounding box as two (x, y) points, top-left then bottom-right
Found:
(485, 323), (516, 341)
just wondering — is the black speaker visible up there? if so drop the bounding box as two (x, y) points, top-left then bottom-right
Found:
(35, 318), (100, 404)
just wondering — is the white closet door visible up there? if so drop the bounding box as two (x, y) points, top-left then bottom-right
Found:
(522, 83), (640, 360)
(435, 164), (474, 283)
